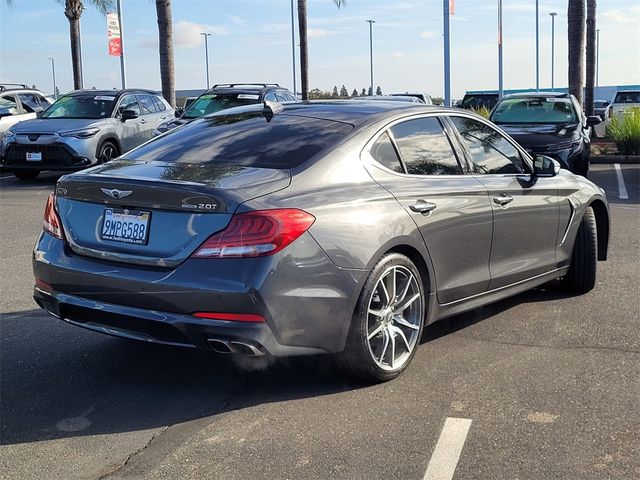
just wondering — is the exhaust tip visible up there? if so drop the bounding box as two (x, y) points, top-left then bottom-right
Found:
(230, 341), (265, 357)
(207, 339), (233, 354)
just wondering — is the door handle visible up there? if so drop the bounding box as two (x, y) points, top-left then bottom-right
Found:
(409, 200), (437, 214)
(140, 118), (147, 124)
(493, 193), (514, 206)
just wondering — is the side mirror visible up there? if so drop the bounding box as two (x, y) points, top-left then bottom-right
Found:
(533, 155), (561, 177)
(174, 107), (184, 117)
(0, 106), (16, 118)
(121, 109), (139, 122)
(586, 115), (601, 127)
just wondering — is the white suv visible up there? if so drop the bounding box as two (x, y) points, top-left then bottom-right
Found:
(0, 84), (53, 135)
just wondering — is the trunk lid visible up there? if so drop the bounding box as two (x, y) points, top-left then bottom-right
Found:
(55, 160), (291, 267)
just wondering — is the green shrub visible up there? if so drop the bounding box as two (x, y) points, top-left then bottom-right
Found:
(606, 107), (640, 155)
(470, 106), (491, 118)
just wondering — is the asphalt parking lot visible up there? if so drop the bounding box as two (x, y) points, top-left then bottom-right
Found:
(1, 164), (639, 480)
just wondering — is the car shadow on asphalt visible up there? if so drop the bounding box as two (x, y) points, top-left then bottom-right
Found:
(0, 173), (61, 191)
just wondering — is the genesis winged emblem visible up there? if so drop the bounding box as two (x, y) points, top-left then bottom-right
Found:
(101, 188), (133, 200)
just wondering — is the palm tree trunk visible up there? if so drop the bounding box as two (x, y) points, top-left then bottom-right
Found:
(584, 0), (597, 115)
(567, 0), (586, 107)
(155, 0), (176, 107)
(64, 1), (85, 90)
(297, 0), (309, 100)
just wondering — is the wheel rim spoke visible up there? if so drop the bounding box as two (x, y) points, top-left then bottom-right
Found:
(388, 267), (397, 303)
(378, 328), (389, 363)
(397, 273), (413, 304)
(392, 325), (412, 352)
(368, 321), (385, 340)
(389, 328), (396, 369)
(378, 279), (391, 307)
(395, 293), (420, 313)
(368, 308), (384, 318)
(394, 315), (420, 331)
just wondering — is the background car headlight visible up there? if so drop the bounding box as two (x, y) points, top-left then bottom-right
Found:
(59, 128), (100, 138)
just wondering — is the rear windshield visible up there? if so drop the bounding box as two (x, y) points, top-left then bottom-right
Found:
(41, 94), (115, 119)
(183, 93), (263, 119)
(123, 112), (354, 169)
(461, 95), (499, 109)
(613, 91), (640, 104)
(491, 97), (578, 124)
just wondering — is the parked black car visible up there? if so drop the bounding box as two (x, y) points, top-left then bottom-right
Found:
(153, 83), (298, 136)
(489, 92), (601, 177)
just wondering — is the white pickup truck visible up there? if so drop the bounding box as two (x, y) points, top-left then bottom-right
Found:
(605, 90), (640, 121)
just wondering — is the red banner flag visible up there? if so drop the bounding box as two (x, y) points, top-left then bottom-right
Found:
(107, 13), (122, 56)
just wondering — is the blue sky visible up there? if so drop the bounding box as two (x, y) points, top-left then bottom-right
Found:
(1, 0), (638, 98)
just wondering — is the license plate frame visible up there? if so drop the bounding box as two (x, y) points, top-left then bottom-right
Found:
(26, 152), (42, 161)
(100, 208), (151, 245)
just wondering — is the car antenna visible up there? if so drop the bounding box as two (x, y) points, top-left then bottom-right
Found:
(262, 100), (284, 122)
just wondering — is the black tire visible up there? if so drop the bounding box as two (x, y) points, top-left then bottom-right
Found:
(335, 253), (426, 383)
(13, 170), (39, 181)
(97, 141), (119, 164)
(562, 206), (597, 294)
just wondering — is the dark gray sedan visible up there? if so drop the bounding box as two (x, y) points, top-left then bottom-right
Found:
(33, 102), (609, 382)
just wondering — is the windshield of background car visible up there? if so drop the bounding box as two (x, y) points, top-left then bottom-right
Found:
(123, 112), (354, 169)
(40, 94), (116, 119)
(182, 93), (263, 119)
(613, 92), (640, 103)
(491, 97), (579, 124)
(461, 95), (498, 109)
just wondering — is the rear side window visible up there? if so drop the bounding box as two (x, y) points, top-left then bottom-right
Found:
(17, 93), (41, 113)
(369, 132), (404, 173)
(152, 96), (167, 111)
(614, 91), (640, 103)
(390, 117), (462, 175)
(138, 94), (158, 114)
(123, 113), (354, 169)
(449, 116), (525, 174)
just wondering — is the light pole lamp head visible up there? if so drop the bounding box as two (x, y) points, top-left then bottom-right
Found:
(549, 12), (557, 18)
(366, 19), (375, 25)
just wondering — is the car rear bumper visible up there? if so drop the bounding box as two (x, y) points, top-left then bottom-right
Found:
(33, 232), (367, 355)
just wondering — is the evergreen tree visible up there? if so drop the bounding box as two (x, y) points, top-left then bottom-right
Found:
(331, 86), (339, 98)
(351, 88), (358, 97)
(367, 86), (373, 96)
(339, 85), (348, 98)
(376, 86), (382, 95)
(361, 88), (367, 96)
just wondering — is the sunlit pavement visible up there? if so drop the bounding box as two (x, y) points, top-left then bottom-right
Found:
(1, 165), (638, 480)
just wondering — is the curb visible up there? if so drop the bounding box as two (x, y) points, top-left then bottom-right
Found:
(591, 155), (640, 164)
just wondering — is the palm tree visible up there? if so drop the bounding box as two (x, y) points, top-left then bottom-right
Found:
(6, 0), (113, 90)
(154, 0), (175, 107)
(567, 0), (586, 106)
(584, 0), (597, 115)
(297, 0), (346, 100)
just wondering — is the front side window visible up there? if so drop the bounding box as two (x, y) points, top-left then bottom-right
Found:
(390, 117), (462, 175)
(0, 95), (18, 113)
(17, 93), (41, 113)
(118, 94), (141, 115)
(369, 131), (404, 173)
(41, 94), (116, 119)
(449, 116), (525, 174)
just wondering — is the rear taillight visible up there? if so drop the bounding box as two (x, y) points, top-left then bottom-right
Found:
(192, 209), (315, 258)
(43, 192), (64, 239)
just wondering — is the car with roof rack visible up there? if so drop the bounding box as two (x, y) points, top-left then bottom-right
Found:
(1, 88), (173, 180)
(153, 83), (298, 136)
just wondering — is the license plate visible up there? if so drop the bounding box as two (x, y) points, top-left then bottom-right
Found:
(26, 152), (42, 161)
(101, 208), (150, 245)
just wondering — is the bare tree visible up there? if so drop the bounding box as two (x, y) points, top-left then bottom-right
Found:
(155, 0), (175, 107)
(567, 0), (586, 106)
(585, 0), (597, 115)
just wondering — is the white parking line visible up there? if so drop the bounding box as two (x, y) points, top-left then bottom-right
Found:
(423, 417), (472, 480)
(0, 175), (14, 180)
(614, 163), (629, 200)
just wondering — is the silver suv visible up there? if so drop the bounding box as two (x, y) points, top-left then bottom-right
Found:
(1, 89), (173, 180)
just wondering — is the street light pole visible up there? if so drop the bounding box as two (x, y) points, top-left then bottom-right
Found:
(535, 0), (540, 91)
(443, 0), (451, 107)
(200, 33), (212, 89)
(596, 28), (600, 101)
(48, 57), (57, 100)
(366, 20), (375, 95)
(550, 12), (557, 91)
(290, 0), (297, 95)
(116, 0), (127, 89)
(498, 0), (503, 98)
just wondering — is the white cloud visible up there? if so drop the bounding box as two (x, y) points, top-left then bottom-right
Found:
(174, 21), (229, 48)
(420, 30), (436, 39)
(601, 8), (640, 24)
(391, 52), (405, 59)
(308, 28), (332, 39)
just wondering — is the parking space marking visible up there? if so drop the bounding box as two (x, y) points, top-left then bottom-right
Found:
(614, 163), (629, 200)
(423, 417), (472, 480)
(0, 175), (14, 180)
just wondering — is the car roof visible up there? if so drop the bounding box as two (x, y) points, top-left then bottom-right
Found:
(503, 91), (571, 99)
(209, 100), (445, 128)
(66, 89), (161, 97)
(353, 95), (421, 102)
